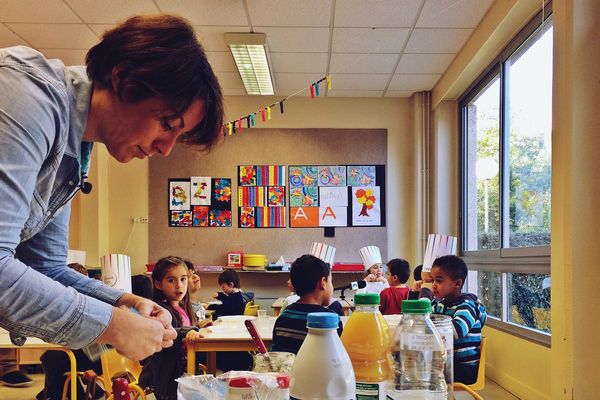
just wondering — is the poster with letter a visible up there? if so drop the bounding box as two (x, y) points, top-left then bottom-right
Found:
(319, 206), (347, 227)
(290, 207), (319, 227)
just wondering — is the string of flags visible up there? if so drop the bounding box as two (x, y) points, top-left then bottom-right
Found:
(223, 75), (331, 137)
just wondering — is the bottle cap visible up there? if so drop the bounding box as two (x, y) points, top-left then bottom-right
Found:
(307, 312), (339, 329)
(354, 293), (380, 305)
(401, 299), (432, 314)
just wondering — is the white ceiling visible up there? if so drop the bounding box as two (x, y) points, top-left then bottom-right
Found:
(0, 0), (494, 98)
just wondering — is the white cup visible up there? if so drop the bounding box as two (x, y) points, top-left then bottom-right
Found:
(257, 309), (267, 318)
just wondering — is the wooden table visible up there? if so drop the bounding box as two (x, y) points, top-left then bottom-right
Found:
(187, 314), (402, 375)
(0, 331), (77, 400)
(271, 298), (355, 316)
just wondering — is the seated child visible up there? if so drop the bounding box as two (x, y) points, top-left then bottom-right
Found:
(418, 255), (487, 385)
(271, 254), (343, 354)
(283, 277), (344, 316)
(408, 264), (423, 300)
(184, 259), (212, 327)
(139, 256), (203, 400)
(379, 258), (411, 315)
(357, 245), (389, 294)
(211, 269), (247, 317)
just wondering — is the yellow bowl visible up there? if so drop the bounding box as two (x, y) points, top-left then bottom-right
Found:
(244, 254), (267, 267)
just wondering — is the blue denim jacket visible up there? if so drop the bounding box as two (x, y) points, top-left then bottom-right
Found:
(0, 46), (123, 348)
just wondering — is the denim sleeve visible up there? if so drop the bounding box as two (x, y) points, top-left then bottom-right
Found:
(0, 62), (115, 348)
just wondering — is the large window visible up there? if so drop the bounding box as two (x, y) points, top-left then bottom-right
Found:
(460, 10), (552, 343)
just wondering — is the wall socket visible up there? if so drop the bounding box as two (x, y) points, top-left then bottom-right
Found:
(131, 216), (149, 224)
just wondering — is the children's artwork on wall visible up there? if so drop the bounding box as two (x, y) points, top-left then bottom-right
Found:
(191, 176), (211, 205)
(319, 186), (348, 207)
(268, 186), (286, 206)
(168, 178), (231, 228)
(288, 165), (385, 228)
(170, 210), (193, 227)
(192, 206), (209, 227)
(239, 165), (256, 186)
(289, 186), (318, 207)
(238, 165), (286, 228)
(210, 209), (232, 227)
(319, 206), (348, 227)
(347, 166), (376, 187)
(290, 207), (320, 227)
(352, 186), (381, 226)
(289, 166), (318, 187)
(318, 166), (347, 187)
(169, 181), (191, 210)
(240, 207), (256, 228)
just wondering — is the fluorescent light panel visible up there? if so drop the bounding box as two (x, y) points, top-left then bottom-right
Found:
(225, 33), (274, 95)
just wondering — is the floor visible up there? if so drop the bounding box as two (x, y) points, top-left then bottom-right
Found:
(0, 372), (520, 400)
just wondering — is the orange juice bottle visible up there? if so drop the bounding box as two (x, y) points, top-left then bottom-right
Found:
(341, 293), (392, 399)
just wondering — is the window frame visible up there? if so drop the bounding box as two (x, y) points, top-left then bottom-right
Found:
(458, 4), (553, 347)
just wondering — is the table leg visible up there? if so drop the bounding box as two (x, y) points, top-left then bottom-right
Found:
(187, 347), (196, 374)
(207, 352), (217, 375)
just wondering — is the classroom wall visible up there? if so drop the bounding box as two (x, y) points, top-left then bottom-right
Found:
(148, 128), (387, 265)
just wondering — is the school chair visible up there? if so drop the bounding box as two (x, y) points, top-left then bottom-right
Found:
(61, 348), (146, 400)
(244, 300), (260, 316)
(454, 336), (487, 395)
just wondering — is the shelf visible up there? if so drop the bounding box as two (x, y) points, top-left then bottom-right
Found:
(195, 269), (363, 274)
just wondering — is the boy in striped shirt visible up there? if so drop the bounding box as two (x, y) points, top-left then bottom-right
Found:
(270, 254), (343, 354)
(419, 255), (487, 385)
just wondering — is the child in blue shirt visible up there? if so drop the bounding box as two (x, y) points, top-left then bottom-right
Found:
(419, 255), (487, 385)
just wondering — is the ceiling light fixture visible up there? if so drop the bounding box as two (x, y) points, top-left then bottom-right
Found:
(225, 32), (275, 95)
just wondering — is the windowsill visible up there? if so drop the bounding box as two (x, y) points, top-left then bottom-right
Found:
(486, 316), (551, 347)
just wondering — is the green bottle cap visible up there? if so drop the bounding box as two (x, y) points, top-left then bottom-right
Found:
(401, 299), (432, 314)
(354, 293), (380, 305)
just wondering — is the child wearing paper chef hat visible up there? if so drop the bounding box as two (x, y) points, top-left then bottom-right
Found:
(357, 246), (390, 295)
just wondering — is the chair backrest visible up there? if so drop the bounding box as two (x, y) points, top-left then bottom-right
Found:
(469, 336), (486, 391)
(100, 348), (143, 395)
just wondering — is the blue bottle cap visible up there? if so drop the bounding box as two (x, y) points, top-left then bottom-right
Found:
(307, 312), (339, 329)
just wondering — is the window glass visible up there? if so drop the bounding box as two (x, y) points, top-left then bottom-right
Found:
(507, 27), (553, 247)
(467, 270), (501, 318)
(464, 77), (501, 251)
(508, 273), (551, 332)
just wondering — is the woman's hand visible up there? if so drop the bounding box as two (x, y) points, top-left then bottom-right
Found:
(115, 293), (176, 347)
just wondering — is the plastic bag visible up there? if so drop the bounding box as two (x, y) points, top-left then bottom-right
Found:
(177, 371), (289, 400)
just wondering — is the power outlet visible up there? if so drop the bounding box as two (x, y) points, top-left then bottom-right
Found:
(131, 216), (150, 224)
(140, 217), (149, 224)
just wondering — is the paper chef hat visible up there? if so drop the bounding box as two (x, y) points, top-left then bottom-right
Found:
(309, 242), (336, 265)
(100, 254), (132, 293)
(360, 246), (383, 271)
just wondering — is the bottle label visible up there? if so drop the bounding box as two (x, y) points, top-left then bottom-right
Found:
(404, 333), (443, 351)
(356, 381), (386, 399)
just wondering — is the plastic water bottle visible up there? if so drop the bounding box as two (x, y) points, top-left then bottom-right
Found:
(341, 293), (391, 399)
(387, 300), (447, 400)
(290, 312), (356, 399)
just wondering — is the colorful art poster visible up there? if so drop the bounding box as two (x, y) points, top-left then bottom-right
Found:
(319, 186), (348, 207)
(192, 206), (209, 227)
(210, 209), (232, 227)
(239, 165), (256, 186)
(289, 166), (318, 187)
(255, 165), (286, 186)
(238, 186), (266, 207)
(289, 207), (320, 227)
(352, 186), (381, 226)
(268, 186), (285, 206)
(255, 207), (285, 228)
(169, 180), (190, 210)
(347, 166), (376, 187)
(240, 207), (256, 228)
(191, 176), (211, 205)
(289, 186), (318, 207)
(319, 206), (347, 227)
(212, 178), (232, 206)
(170, 210), (193, 227)
(318, 166), (346, 187)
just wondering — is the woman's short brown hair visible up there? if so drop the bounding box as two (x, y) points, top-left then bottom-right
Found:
(86, 14), (223, 150)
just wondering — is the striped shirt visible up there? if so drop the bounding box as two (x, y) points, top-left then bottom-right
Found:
(270, 302), (344, 354)
(421, 289), (487, 368)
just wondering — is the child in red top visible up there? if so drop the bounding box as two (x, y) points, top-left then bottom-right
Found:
(379, 258), (411, 315)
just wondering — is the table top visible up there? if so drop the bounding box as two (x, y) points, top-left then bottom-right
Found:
(198, 314), (402, 343)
